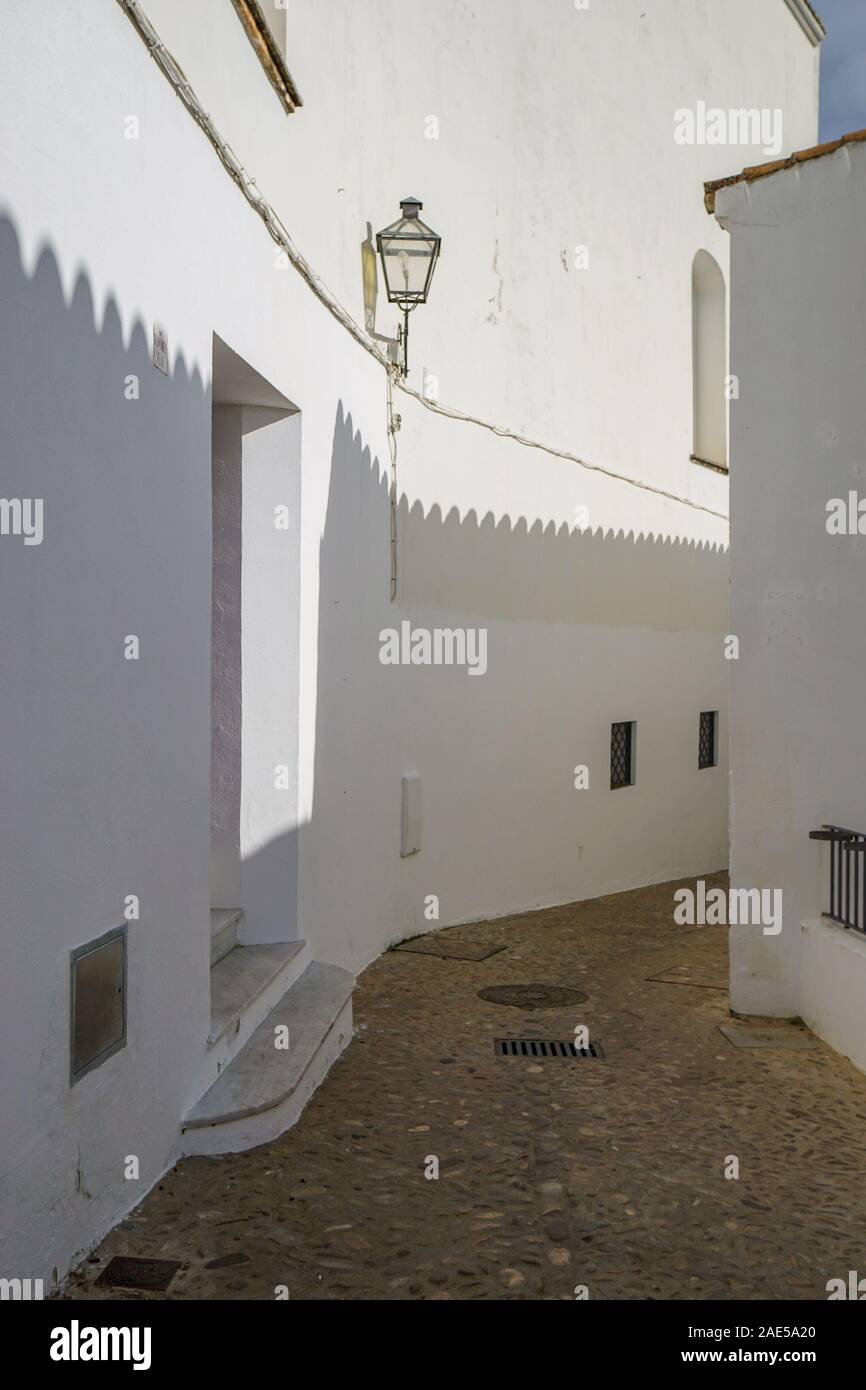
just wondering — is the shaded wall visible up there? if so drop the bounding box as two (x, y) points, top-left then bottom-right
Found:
(0, 220), (211, 1282)
(301, 404), (729, 973)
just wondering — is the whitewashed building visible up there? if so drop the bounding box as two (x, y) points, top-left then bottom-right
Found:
(708, 119), (866, 1066)
(0, 0), (820, 1284)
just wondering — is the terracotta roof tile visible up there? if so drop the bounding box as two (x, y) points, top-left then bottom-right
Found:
(704, 127), (866, 213)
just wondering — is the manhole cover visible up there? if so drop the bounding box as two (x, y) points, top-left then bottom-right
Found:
(477, 983), (587, 1010)
(96, 1255), (182, 1292)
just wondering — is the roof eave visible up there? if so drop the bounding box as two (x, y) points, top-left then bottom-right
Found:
(704, 128), (866, 215)
(783, 0), (826, 47)
(231, 0), (303, 113)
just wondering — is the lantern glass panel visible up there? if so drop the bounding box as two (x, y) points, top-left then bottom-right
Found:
(377, 212), (440, 304)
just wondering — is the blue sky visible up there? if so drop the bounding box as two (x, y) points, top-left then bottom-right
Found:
(818, 0), (866, 140)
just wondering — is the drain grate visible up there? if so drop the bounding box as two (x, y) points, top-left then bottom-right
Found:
(495, 1038), (604, 1059)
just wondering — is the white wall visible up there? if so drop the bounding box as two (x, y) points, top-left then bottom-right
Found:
(0, 0), (818, 1280)
(239, 407), (303, 945)
(0, 0), (383, 1283)
(278, 0), (818, 970)
(211, 407), (244, 908)
(717, 138), (866, 1024)
(307, 434), (731, 968)
(692, 250), (728, 467)
(802, 920), (866, 1073)
(277, 0), (818, 504)
(210, 401), (302, 940)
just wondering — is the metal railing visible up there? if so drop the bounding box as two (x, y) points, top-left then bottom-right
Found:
(809, 825), (866, 934)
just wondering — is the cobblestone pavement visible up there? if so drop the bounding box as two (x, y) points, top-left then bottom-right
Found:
(64, 874), (866, 1301)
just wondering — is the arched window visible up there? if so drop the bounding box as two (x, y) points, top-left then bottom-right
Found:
(691, 250), (727, 470)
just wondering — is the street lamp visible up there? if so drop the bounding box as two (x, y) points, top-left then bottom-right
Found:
(376, 197), (441, 377)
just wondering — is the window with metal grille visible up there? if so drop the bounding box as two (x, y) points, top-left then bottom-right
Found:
(610, 721), (635, 789)
(698, 710), (718, 770)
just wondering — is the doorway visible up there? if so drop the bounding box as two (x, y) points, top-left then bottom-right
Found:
(210, 335), (301, 943)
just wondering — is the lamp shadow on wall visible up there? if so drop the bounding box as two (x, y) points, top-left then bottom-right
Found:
(361, 222), (400, 356)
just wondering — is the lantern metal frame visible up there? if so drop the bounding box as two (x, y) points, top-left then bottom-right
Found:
(376, 197), (441, 377)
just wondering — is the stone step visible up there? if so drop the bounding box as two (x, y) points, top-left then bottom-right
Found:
(210, 908), (243, 967)
(209, 939), (309, 1060)
(182, 961), (354, 1155)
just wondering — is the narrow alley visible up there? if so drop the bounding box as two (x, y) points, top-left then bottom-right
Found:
(65, 876), (866, 1302)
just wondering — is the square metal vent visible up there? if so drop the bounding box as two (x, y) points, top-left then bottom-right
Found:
(96, 1255), (180, 1292)
(70, 924), (127, 1084)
